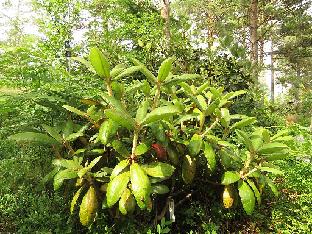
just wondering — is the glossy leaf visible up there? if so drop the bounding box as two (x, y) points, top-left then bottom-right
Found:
(42, 124), (62, 143)
(203, 142), (216, 171)
(141, 105), (181, 125)
(221, 171), (241, 185)
(105, 109), (135, 130)
(157, 57), (174, 82)
(258, 142), (288, 154)
(110, 160), (129, 180)
(63, 105), (86, 117)
(151, 184), (170, 194)
(247, 179), (261, 205)
(98, 119), (119, 145)
(130, 163), (151, 209)
(71, 187), (84, 214)
(89, 47), (110, 79)
(119, 188), (136, 215)
(230, 117), (257, 130)
(182, 155), (196, 184)
(131, 58), (156, 84)
(188, 134), (203, 157)
(259, 167), (284, 175)
(135, 143), (149, 156)
(114, 66), (141, 80)
(79, 186), (98, 226)
(112, 140), (130, 158)
(238, 180), (255, 215)
(106, 171), (130, 207)
(142, 162), (175, 178)
(54, 169), (78, 190)
(136, 100), (149, 124)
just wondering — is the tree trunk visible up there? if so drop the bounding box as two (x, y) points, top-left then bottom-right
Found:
(250, 0), (258, 64)
(161, 0), (171, 52)
(270, 41), (275, 103)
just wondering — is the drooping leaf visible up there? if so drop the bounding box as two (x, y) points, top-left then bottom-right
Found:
(163, 74), (200, 86)
(110, 160), (129, 180)
(188, 134), (203, 157)
(78, 156), (102, 178)
(182, 155), (196, 184)
(238, 180), (255, 215)
(79, 186), (98, 226)
(265, 177), (279, 197)
(71, 187), (84, 214)
(224, 90), (246, 100)
(105, 109), (135, 130)
(142, 162), (175, 178)
(101, 92), (126, 112)
(89, 47), (110, 79)
(98, 119), (119, 145)
(203, 142), (216, 172)
(119, 188), (136, 215)
(9, 132), (59, 145)
(42, 124), (62, 143)
(110, 64), (126, 78)
(130, 58), (157, 84)
(63, 105), (86, 117)
(236, 130), (254, 152)
(136, 100), (149, 124)
(221, 171), (241, 185)
(107, 171), (130, 207)
(130, 163), (151, 209)
(258, 142), (288, 154)
(157, 57), (174, 82)
(247, 179), (261, 205)
(141, 105), (181, 125)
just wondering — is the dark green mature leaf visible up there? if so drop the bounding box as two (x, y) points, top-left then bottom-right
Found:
(221, 171), (241, 185)
(107, 171), (130, 207)
(151, 184), (170, 194)
(141, 105), (181, 125)
(130, 163), (151, 209)
(188, 134), (203, 157)
(42, 124), (62, 143)
(142, 162), (175, 178)
(258, 142), (288, 154)
(89, 47), (110, 79)
(265, 177), (279, 196)
(131, 58), (157, 84)
(247, 179), (261, 205)
(63, 105), (86, 117)
(238, 180), (255, 215)
(157, 57), (174, 82)
(259, 167), (284, 175)
(9, 132), (59, 145)
(163, 74), (200, 86)
(112, 140), (130, 158)
(105, 109), (135, 130)
(230, 117), (257, 130)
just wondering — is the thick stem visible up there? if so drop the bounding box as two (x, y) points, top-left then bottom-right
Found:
(131, 129), (139, 159)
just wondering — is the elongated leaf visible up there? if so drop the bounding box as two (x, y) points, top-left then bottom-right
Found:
(42, 124), (62, 143)
(230, 117), (257, 130)
(130, 163), (151, 209)
(71, 57), (96, 73)
(188, 134), (203, 157)
(110, 64), (126, 78)
(110, 160), (129, 180)
(9, 132), (59, 145)
(114, 66), (141, 80)
(265, 177), (279, 196)
(247, 179), (261, 205)
(112, 140), (130, 158)
(258, 167), (284, 175)
(238, 180), (255, 215)
(119, 188), (136, 215)
(182, 155), (196, 184)
(101, 92), (126, 112)
(263, 152), (290, 161)
(71, 187), (84, 214)
(258, 142), (288, 154)
(236, 130), (254, 152)
(157, 57), (174, 82)
(107, 172), (130, 207)
(78, 156), (102, 178)
(79, 186), (98, 226)
(105, 109), (135, 130)
(89, 47), (110, 79)
(224, 90), (246, 100)
(98, 119), (119, 145)
(205, 100), (219, 116)
(221, 171), (241, 185)
(136, 100), (149, 123)
(164, 74), (200, 86)
(54, 169), (78, 190)
(131, 58), (156, 84)
(196, 95), (207, 111)
(142, 162), (175, 178)
(141, 105), (181, 125)
(151, 184), (170, 194)
(271, 129), (289, 141)
(63, 105), (86, 117)
(203, 142), (216, 172)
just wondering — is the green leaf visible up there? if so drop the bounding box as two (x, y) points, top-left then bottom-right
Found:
(98, 119), (119, 145)
(163, 74), (200, 86)
(265, 177), (279, 196)
(221, 171), (241, 185)
(271, 129), (289, 141)
(119, 188), (136, 215)
(188, 134), (203, 157)
(9, 132), (59, 145)
(258, 167), (284, 175)
(71, 187), (84, 214)
(258, 142), (288, 154)
(79, 186), (98, 226)
(78, 156), (102, 178)
(112, 140), (130, 158)
(224, 90), (246, 100)
(107, 171), (130, 207)
(89, 47), (110, 79)
(130, 58), (157, 84)
(238, 180), (255, 215)
(54, 169), (78, 190)
(151, 184), (170, 194)
(63, 105), (86, 117)
(141, 105), (181, 125)
(110, 160), (129, 180)
(130, 163), (151, 209)
(135, 143), (149, 156)
(101, 92), (126, 112)
(236, 130), (254, 152)
(230, 117), (257, 130)
(136, 100), (149, 124)
(105, 109), (135, 130)
(71, 57), (96, 73)
(220, 108), (231, 128)
(205, 100), (219, 116)
(196, 95), (207, 111)
(142, 162), (175, 178)
(157, 57), (174, 82)
(110, 64), (126, 78)
(114, 66), (141, 80)
(42, 124), (62, 143)
(247, 179), (261, 205)
(203, 142), (216, 172)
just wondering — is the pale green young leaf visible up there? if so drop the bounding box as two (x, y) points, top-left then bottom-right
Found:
(89, 47), (110, 79)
